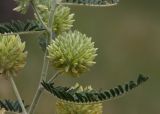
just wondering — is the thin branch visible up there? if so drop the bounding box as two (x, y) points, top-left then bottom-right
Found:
(1, 30), (45, 36)
(48, 0), (57, 41)
(28, 71), (61, 114)
(9, 76), (27, 114)
(30, 1), (50, 33)
(48, 71), (63, 83)
(28, 86), (44, 114)
(28, 1), (57, 114)
(40, 52), (49, 81)
(28, 51), (49, 114)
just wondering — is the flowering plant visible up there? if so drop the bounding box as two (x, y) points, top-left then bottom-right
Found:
(0, 0), (149, 114)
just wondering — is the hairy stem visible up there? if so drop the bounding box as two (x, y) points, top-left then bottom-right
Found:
(28, 71), (61, 114)
(48, 71), (63, 83)
(40, 52), (49, 81)
(9, 76), (27, 114)
(28, 51), (49, 114)
(28, 0), (57, 114)
(48, 0), (57, 41)
(30, 1), (50, 33)
(28, 86), (43, 114)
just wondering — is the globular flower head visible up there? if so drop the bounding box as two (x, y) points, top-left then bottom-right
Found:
(47, 30), (97, 77)
(0, 34), (27, 77)
(56, 83), (103, 114)
(53, 5), (75, 35)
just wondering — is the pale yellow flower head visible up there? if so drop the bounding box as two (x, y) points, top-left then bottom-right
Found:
(0, 34), (27, 76)
(47, 30), (97, 77)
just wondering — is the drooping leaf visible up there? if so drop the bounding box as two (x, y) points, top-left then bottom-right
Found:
(58, 0), (119, 7)
(0, 20), (45, 34)
(41, 74), (149, 104)
(0, 100), (29, 113)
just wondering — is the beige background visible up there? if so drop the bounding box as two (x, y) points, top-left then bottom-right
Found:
(0, 0), (160, 114)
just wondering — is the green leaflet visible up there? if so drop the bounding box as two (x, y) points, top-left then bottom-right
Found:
(58, 0), (119, 7)
(0, 20), (44, 34)
(0, 100), (29, 113)
(41, 74), (149, 104)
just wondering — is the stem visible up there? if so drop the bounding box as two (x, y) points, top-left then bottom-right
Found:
(28, 51), (49, 114)
(2, 30), (45, 36)
(28, 86), (44, 114)
(48, 0), (57, 41)
(48, 71), (62, 83)
(30, 1), (50, 33)
(28, 71), (61, 114)
(28, 1), (57, 114)
(9, 76), (27, 114)
(40, 52), (49, 81)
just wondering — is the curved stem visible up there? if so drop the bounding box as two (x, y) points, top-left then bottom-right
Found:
(9, 76), (27, 114)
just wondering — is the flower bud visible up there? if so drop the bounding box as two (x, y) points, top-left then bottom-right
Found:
(0, 34), (27, 76)
(47, 30), (97, 77)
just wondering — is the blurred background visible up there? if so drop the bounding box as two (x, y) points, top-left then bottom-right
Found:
(0, 0), (160, 114)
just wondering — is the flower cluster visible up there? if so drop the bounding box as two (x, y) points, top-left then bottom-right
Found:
(0, 34), (27, 77)
(47, 30), (97, 77)
(56, 83), (103, 114)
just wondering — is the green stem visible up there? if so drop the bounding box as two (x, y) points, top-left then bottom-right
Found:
(28, 71), (61, 114)
(48, 71), (63, 83)
(48, 0), (57, 41)
(2, 30), (45, 36)
(28, 85), (44, 114)
(9, 76), (27, 114)
(40, 52), (49, 81)
(28, 45), (49, 114)
(30, 1), (50, 33)
(28, 1), (57, 114)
